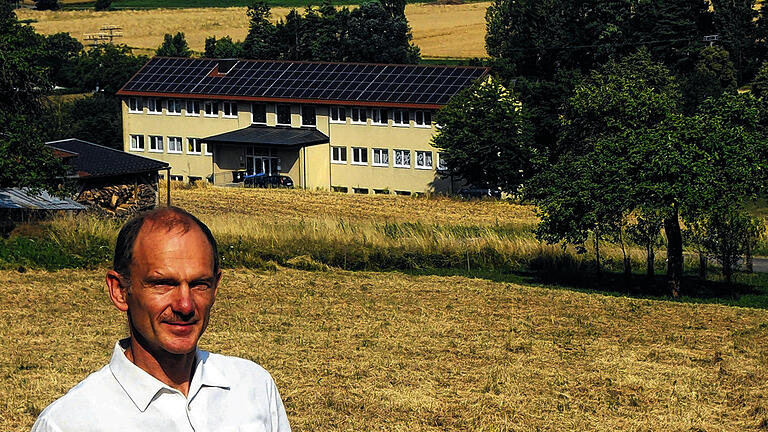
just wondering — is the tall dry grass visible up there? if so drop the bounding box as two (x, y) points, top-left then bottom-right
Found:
(2, 267), (768, 431)
(16, 3), (490, 58)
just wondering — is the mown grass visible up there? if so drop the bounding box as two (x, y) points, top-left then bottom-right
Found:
(2, 267), (768, 431)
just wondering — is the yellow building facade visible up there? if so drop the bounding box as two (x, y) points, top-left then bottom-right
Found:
(118, 58), (487, 194)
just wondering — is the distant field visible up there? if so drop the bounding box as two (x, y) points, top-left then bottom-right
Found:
(16, 2), (490, 58)
(3, 267), (768, 431)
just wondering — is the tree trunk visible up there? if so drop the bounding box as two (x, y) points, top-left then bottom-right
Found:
(594, 234), (601, 277)
(745, 240), (753, 273)
(620, 228), (630, 278)
(664, 208), (683, 298)
(698, 252), (707, 279)
(647, 244), (655, 277)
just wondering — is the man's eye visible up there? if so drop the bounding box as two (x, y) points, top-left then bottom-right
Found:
(192, 283), (211, 291)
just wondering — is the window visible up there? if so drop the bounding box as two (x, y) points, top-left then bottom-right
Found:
(168, 136), (183, 154)
(204, 101), (218, 117)
(415, 150), (433, 169)
(170, 175), (184, 182)
(186, 100), (200, 116)
(372, 148), (388, 166)
(129, 134), (144, 151)
(414, 110), (432, 127)
(167, 99), (182, 115)
(352, 147), (367, 165)
(204, 143), (213, 156)
(147, 98), (162, 114)
(331, 146), (347, 163)
(187, 138), (202, 155)
(437, 152), (448, 171)
(222, 101), (238, 118)
(252, 103), (267, 124)
(329, 106), (346, 123)
(353, 188), (368, 194)
(149, 135), (163, 152)
(392, 109), (408, 126)
(277, 104), (291, 126)
(332, 186), (348, 193)
(350, 107), (367, 124)
(128, 97), (142, 113)
(301, 106), (316, 126)
(370, 108), (387, 126)
(393, 149), (410, 168)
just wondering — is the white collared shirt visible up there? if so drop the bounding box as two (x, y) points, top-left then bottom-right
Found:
(31, 339), (291, 432)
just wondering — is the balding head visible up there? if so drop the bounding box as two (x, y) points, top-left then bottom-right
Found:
(113, 207), (219, 289)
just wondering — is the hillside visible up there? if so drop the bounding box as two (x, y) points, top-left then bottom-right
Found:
(16, 2), (490, 58)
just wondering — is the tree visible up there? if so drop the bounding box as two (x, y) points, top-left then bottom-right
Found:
(242, 1), (280, 59)
(683, 46), (737, 112)
(343, 1), (419, 63)
(46, 93), (123, 149)
(702, 208), (761, 284)
(156, 32), (191, 57)
(750, 60), (768, 99)
(204, 36), (243, 58)
(431, 76), (533, 194)
(40, 32), (83, 86)
(528, 50), (768, 296)
(711, 0), (759, 82)
(0, 5), (66, 191)
(63, 44), (147, 94)
(94, 0), (112, 10)
(627, 210), (665, 277)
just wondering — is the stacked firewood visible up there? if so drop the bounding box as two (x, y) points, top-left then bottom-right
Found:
(77, 183), (156, 217)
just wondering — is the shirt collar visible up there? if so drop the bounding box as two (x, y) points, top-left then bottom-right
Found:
(109, 338), (230, 412)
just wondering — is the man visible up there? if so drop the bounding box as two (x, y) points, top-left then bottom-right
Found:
(32, 207), (291, 431)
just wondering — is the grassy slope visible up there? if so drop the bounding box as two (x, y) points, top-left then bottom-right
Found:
(2, 268), (767, 431)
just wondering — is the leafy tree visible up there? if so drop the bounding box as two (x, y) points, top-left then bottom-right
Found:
(711, 0), (759, 82)
(242, 1), (280, 59)
(0, 5), (66, 191)
(528, 51), (768, 296)
(156, 32), (191, 57)
(94, 0), (112, 10)
(702, 208), (761, 284)
(683, 46), (737, 112)
(62, 44), (147, 94)
(204, 36), (243, 58)
(750, 60), (768, 99)
(343, 1), (419, 63)
(432, 76), (533, 194)
(40, 32), (83, 86)
(627, 210), (665, 277)
(46, 93), (123, 149)
(35, 0), (59, 10)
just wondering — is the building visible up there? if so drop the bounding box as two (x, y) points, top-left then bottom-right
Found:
(46, 138), (169, 216)
(116, 57), (488, 195)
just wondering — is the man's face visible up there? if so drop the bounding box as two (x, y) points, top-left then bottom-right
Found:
(123, 223), (219, 356)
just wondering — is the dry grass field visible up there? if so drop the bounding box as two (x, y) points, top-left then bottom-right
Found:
(2, 267), (768, 431)
(168, 184), (535, 226)
(16, 2), (490, 58)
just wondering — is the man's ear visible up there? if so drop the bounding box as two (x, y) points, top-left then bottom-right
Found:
(106, 270), (129, 312)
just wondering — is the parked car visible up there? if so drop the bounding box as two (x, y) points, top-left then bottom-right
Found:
(243, 174), (295, 188)
(458, 187), (502, 200)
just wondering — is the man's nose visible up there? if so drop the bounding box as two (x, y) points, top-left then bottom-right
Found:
(171, 284), (195, 318)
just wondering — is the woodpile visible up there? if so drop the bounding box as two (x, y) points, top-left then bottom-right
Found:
(77, 183), (156, 217)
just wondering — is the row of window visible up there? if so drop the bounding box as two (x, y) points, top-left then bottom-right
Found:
(129, 134), (211, 155)
(127, 97), (432, 128)
(331, 146), (446, 170)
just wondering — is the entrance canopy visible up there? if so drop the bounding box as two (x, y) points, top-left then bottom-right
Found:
(203, 125), (329, 147)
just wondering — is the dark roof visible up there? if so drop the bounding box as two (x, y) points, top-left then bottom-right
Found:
(0, 188), (85, 210)
(204, 125), (329, 147)
(117, 57), (489, 109)
(46, 139), (169, 179)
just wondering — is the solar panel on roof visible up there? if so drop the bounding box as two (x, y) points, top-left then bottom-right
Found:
(120, 57), (486, 106)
